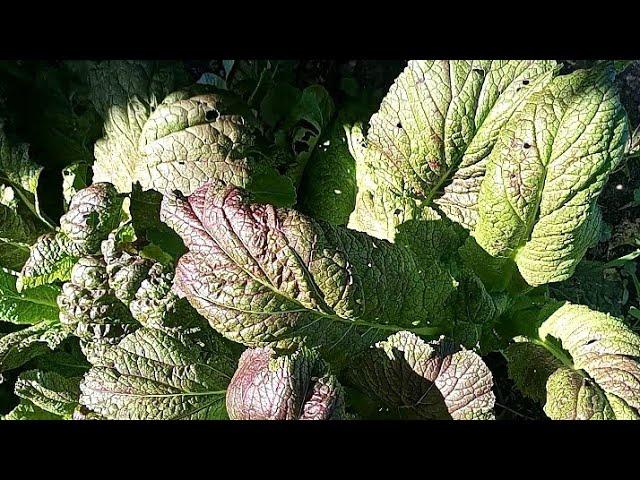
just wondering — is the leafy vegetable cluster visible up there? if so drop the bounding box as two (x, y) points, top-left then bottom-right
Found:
(1, 59), (639, 420)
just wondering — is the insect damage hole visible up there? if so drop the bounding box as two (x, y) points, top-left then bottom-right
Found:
(205, 109), (219, 122)
(523, 142), (532, 149)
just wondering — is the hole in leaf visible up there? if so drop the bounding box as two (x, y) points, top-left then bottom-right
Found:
(394, 208), (401, 215)
(205, 109), (219, 122)
(472, 68), (485, 76)
(523, 142), (531, 149)
(522, 79), (530, 85)
(397, 122), (403, 129)
(293, 140), (310, 155)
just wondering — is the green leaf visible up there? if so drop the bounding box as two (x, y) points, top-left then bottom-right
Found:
(29, 342), (90, 378)
(226, 60), (298, 108)
(2, 399), (62, 420)
(298, 76), (384, 226)
(549, 260), (626, 316)
(259, 83), (301, 127)
(349, 331), (495, 419)
(62, 162), (90, 210)
(438, 268), (509, 353)
(88, 61), (190, 193)
(614, 60), (634, 74)
(347, 60), (557, 242)
(0, 268), (60, 325)
(0, 188), (39, 270)
(14, 369), (81, 418)
(282, 85), (334, 184)
(80, 328), (238, 420)
(197, 72), (227, 89)
(298, 122), (357, 225)
(506, 302), (640, 419)
(504, 340), (563, 404)
(0, 323), (67, 375)
(0, 122), (43, 208)
(474, 65), (628, 286)
(0, 61), (102, 174)
(0, 124), (50, 269)
(136, 89), (289, 197)
(18, 234), (76, 290)
(129, 185), (186, 261)
(245, 165), (296, 207)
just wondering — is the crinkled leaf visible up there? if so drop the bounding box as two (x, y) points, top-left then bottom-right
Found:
(19, 183), (124, 290)
(0, 322), (67, 375)
(438, 269), (509, 353)
(0, 268), (60, 325)
(226, 347), (345, 420)
(80, 327), (239, 420)
(59, 183), (124, 255)
(100, 235), (202, 330)
(14, 369), (81, 418)
(161, 181), (453, 359)
(101, 236), (154, 303)
(128, 263), (203, 330)
(57, 256), (138, 345)
(474, 65), (628, 286)
(18, 233), (76, 290)
(350, 331), (495, 419)
(136, 90), (291, 197)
